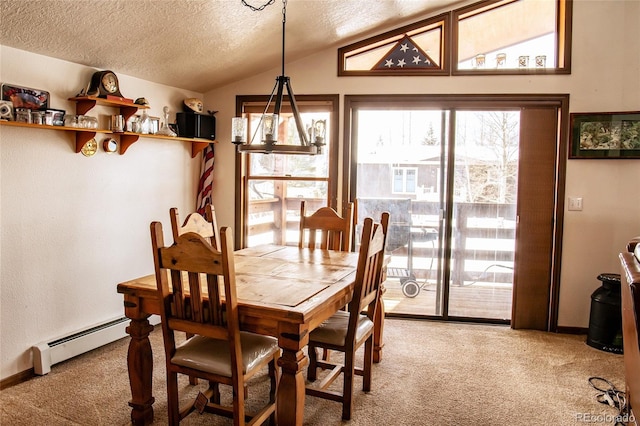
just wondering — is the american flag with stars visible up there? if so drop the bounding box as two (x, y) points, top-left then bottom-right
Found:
(196, 144), (215, 215)
(373, 34), (438, 70)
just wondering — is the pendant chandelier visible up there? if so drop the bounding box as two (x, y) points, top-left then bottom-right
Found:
(232, 0), (326, 155)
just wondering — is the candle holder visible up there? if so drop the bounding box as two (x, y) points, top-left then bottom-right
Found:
(232, 117), (248, 145)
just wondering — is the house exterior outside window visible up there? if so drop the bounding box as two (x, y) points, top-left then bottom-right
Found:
(392, 167), (418, 194)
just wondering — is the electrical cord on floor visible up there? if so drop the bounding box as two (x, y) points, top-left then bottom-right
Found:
(588, 376), (627, 425)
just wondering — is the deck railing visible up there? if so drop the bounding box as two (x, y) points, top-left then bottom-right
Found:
(409, 201), (516, 286)
(247, 198), (516, 286)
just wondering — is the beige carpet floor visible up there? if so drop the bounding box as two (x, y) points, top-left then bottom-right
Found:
(0, 319), (626, 425)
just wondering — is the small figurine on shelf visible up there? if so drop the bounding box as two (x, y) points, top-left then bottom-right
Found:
(157, 106), (177, 137)
(139, 109), (153, 135)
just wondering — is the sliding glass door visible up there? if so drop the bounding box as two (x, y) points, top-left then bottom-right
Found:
(350, 105), (521, 322)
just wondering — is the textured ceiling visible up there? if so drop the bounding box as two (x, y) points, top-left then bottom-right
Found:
(0, 0), (463, 93)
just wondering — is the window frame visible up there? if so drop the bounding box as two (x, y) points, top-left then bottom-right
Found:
(234, 94), (340, 249)
(337, 0), (572, 77)
(342, 93), (570, 330)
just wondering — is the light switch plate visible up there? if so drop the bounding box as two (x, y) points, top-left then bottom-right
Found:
(568, 197), (583, 211)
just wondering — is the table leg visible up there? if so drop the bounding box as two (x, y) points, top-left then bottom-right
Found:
(276, 323), (309, 426)
(124, 295), (155, 425)
(276, 348), (308, 425)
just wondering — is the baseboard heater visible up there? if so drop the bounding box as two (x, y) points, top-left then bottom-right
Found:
(32, 315), (160, 375)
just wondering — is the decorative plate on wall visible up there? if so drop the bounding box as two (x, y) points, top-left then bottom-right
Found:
(81, 138), (98, 157)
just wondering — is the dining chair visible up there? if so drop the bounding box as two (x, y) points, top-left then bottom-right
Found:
(170, 204), (220, 249)
(169, 204), (221, 385)
(150, 222), (279, 425)
(305, 211), (390, 420)
(299, 200), (355, 362)
(299, 201), (355, 251)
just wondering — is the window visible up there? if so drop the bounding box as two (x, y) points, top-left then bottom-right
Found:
(452, 0), (572, 74)
(392, 167), (418, 194)
(234, 95), (340, 249)
(338, 14), (450, 76)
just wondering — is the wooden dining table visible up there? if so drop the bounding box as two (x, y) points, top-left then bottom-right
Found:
(117, 244), (386, 426)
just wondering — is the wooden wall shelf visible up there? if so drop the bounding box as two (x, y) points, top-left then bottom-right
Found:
(0, 122), (104, 155)
(1, 107), (214, 158)
(68, 96), (148, 120)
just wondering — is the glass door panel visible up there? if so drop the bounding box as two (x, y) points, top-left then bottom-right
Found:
(354, 109), (446, 317)
(447, 111), (518, 320)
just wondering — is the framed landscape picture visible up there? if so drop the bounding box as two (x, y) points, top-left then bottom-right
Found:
(569, 111), (640, 159)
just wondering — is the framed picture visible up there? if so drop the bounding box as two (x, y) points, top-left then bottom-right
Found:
(569, 111), (640, 159)
(1, 83), (49, 110)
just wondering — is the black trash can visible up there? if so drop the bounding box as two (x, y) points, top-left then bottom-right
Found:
(586, 273), (623, 353)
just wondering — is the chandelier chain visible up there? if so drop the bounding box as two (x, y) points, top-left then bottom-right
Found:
(282, 0), (287, 23)
(240, 0), (275, 12)
(234, 0), (323, 154)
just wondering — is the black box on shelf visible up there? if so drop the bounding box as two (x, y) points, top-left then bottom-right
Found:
(176, 112), (215, 140)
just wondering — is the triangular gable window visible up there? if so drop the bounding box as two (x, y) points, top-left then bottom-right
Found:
(338, 13), (450, 76)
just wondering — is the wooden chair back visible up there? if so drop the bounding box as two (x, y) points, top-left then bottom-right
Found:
(299, 201), (355, 251)
(169, 203), (222, 383)
(354, 197), (411, 252)
(151, 222), (238, 352)
(350, 212), (390, 324)
(170, 204), (220, 250)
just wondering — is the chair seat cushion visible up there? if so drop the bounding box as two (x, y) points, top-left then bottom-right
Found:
(171, 332), (278, 377)
(309, 310), (374, 347)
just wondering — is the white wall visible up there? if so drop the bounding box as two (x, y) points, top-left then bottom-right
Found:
(207, 0), (640, 329)
(0, 46), (203, 379)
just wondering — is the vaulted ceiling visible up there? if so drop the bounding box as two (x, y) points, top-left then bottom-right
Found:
(0, 0), (465, 93)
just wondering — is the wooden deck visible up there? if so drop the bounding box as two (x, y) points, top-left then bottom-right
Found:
(381, 277), (512, 320)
